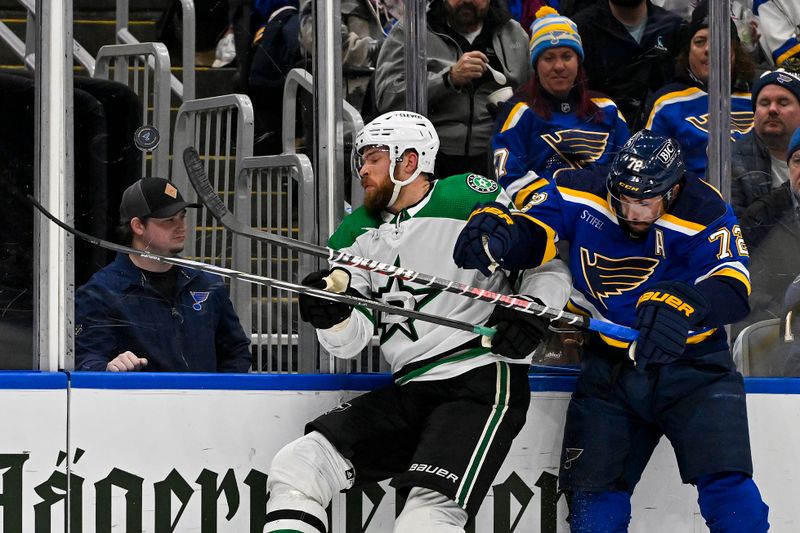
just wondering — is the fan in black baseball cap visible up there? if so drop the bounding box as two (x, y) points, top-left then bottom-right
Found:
(120, 177), (200, 223)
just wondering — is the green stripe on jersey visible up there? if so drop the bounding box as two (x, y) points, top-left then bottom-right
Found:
(394, 347), (491, 385)
(456, 361), (510, 507)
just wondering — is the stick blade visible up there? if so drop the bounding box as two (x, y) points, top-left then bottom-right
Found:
(182, 146), (230, 218)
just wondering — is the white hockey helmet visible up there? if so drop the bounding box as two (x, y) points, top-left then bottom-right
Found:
(352, 111), (440, 208)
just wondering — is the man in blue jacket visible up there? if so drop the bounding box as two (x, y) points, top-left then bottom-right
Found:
(75, 177), (252, 372)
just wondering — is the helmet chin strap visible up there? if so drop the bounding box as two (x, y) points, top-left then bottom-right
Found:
(386, 157), (424, 210)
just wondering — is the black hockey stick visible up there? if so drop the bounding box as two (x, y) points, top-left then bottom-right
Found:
(27, 195), (497, 338)
(183, 147), (639, 342)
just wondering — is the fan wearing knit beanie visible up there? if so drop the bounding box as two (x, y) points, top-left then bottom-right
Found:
(490, 7), (630, 206)
(730, 69), (800, 217)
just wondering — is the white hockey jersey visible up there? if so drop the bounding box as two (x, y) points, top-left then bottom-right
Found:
(757, 0), (800, 67)
(318, 173), (571, 384)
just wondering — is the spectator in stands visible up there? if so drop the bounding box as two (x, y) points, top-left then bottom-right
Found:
(781, 273), (800, 376)
(491, 6), (630, 205)
(731, 69), (800, 216)
(248, 1), (302, 155)
(375, 0), (531, 178)
(756, 0), (800, 72)
(572, 0), (683, 129)
(560, 0), (598, 17)
(264, 111), (569, 533)
(75, 178), (252, 373)
(651, 0), (696, 22)
(505, 0), (561, 35)
(298, 0), (397, 113)
(645, 0), (756, 177)
(738, 127), (800, 327)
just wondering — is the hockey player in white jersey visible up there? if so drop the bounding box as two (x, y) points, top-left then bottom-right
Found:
(263, 111), (571, 533)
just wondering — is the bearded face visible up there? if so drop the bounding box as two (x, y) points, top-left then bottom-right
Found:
(444, 0), (490, 33)
(363, 176), (395, 215)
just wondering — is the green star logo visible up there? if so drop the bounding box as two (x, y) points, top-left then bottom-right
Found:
(372, 256), (441, 343)
(466, 174), (498, 193)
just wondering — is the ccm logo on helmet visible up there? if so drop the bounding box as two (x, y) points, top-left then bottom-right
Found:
(637, 290), (695, 317)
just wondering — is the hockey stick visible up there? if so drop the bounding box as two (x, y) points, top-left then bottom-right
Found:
(183, 147), (639, 342)
(27, 195), (497, 338)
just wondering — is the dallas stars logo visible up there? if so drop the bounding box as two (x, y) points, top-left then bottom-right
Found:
(373, 257), (441, 343)
(466, 174), (498, 194)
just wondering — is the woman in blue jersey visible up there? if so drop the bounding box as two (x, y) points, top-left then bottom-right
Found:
(491, 6), (630, 209)
(645, 0), (756, 177)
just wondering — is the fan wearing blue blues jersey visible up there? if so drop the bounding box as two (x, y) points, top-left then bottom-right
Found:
(645, 0), (756, 177)
(491, 7), (629, 209)
(454, 130), (770, 532)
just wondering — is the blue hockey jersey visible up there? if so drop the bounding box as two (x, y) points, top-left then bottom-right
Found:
(510, 168), (751, 350)
(492, 97), (630, 208)
(646, 84), (753, 177)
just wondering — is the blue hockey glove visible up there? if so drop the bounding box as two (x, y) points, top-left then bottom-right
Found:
(485, 296), (551, 359)
(453, 202), (522, 276)
(298, 268), (353, 330)
(632, 281), (709, 371)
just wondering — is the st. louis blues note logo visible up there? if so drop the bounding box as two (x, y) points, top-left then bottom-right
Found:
(686, 111), (753, 137)
(190, 291), (210, 311)
(580, 248), (659, 308)
(563, 448), (584, 470)
(541, 129), (610, 169)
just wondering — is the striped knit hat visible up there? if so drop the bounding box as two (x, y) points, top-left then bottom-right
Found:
(528, 7), (584, 67)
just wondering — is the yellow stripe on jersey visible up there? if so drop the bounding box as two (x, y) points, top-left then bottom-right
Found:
(557, 186), (611, 211)
(501, 102), (528, 133)
(657, 213), (706, 233)
(687, 328), (717, 344)
(778, 43), (800, 65)
(645, 87), (705, 129)
(514, 178), (549, 209)
(590, 97), (627, 122)
(699, 179), (724, 200)
(710, 267), (752, 295)
(591, 97), (614, 107)
(567, 300), (589, 316)
(600, 333), (629, 348)
(516, 213), (557, 264)
(600, 327), (718, 349)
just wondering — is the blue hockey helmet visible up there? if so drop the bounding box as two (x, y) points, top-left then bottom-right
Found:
(607, 130), (685, 219)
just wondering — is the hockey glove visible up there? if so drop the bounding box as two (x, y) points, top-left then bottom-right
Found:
(632, 281), (709, 372)
(298, 268), (353, 330)
(453, 202), (522, 276)
(485, 296), (550, 359)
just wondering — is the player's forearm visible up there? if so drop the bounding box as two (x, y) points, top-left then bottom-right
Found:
(316, 309), (374, 359)
(517, 258), (572, 310)
(694, 277), (751, 327)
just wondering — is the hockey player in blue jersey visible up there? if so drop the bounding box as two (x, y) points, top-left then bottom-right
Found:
(453, 130), (770, 532)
